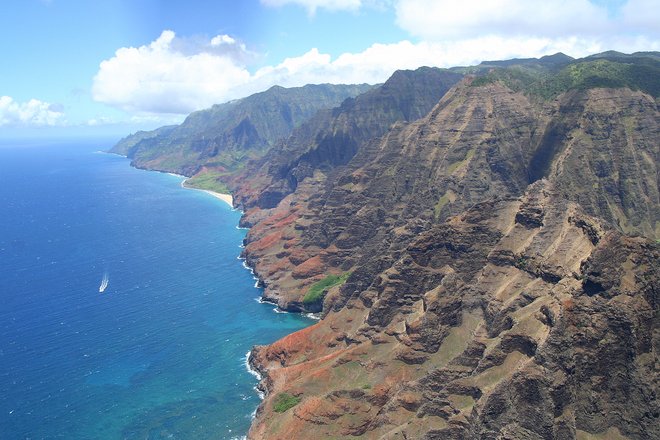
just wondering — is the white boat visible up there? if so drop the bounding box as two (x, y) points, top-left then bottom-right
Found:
(99, 273), (109, 293)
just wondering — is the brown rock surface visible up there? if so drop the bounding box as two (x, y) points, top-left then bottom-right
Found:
(248, 183), (658, 439)
(110, 53), (660, 439)
(240, 80), (658, 313)
(241, 78), (658, 438)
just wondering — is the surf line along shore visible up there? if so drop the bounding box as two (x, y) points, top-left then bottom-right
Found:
(180, 178), (234, 207)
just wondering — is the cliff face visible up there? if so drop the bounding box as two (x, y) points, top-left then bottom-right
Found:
(241, 54), (659, 439)
(232, 67), (463, 311)
(239, 80), (658, 315)
(231, 67), (463, 210)
(110, 83), (373, 176)
(248, 183), (658, 440)
(545, 88), (659, 238)
(111, 51), (659, 439)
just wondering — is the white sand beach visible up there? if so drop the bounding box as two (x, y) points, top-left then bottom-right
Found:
(181, 180), (233, 207)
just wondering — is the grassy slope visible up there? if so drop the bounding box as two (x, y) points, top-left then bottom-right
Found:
(184, 170), (231, 194)
(471, 58), (660, 99)
(303, 273), (351, 304)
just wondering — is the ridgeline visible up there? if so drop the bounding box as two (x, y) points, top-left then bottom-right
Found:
(112, 51), (659, 440)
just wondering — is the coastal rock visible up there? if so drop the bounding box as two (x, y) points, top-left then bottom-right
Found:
(248, 184), (659, 439)
(243, 53), (659, 438)
(113, 52), (660, 439)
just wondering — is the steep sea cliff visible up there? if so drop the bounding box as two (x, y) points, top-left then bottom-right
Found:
(110, 51), (659, 439)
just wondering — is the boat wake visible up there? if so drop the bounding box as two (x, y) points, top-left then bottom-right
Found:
(99, 272), (109, 293)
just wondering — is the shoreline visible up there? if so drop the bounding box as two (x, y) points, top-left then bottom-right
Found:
(110, 150), (316, 437)
(181, 179), (234, 207)
(102, 151), (235, 208)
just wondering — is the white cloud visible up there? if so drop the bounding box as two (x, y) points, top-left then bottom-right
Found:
(260, 0), (364, 15)
(395, 0), (658, 41)
(621, 0), (660, 32)
(92, 31), (251, 115)
(92, 27), (660, 117)
(86, 116), (121, 126)
(0, 96), (66, 127)
(93, 1), (659, 118)
(211, 34), (236, 46)
(95, 31), (448, 116)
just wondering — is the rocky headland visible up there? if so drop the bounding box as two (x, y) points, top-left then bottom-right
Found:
(112, 51), (659, 439)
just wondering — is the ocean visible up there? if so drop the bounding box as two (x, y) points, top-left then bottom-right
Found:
(0, 139), (313, 439)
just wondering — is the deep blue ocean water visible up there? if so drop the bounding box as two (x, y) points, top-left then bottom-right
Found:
(0, 139), (313, 439)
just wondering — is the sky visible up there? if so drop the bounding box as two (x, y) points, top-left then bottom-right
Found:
(1, 0), (658, 138)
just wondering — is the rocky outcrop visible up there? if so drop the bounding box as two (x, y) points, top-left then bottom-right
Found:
(545, 88), (659, 238)
(233, 68), (466, 311)
(239, 76), (658, 316)
(248, 183), (658, 439)
(238, 79), (540, 310)
(242, 53), (659, 439)
(231, 67), (463, 210)
(111, 51), (660, 439)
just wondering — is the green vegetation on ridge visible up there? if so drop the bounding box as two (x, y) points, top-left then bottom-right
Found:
(185, 170), (230, 194)
(110, 84), (374, 177)
(471, 57), (660, 100)
(272, 393), (301, 413)
(303, 273), (350, 304)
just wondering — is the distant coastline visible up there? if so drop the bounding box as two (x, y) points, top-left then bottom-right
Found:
(101, 151), (235, 207)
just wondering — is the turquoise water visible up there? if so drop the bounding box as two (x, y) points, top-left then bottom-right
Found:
(0, 140), (313, 439)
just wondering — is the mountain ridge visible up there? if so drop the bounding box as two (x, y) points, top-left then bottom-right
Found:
(230, 66), (463, 210)
(235, 53), (658, 439)
(112, 50), (659, 439)
(110, 83), (374, 177)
